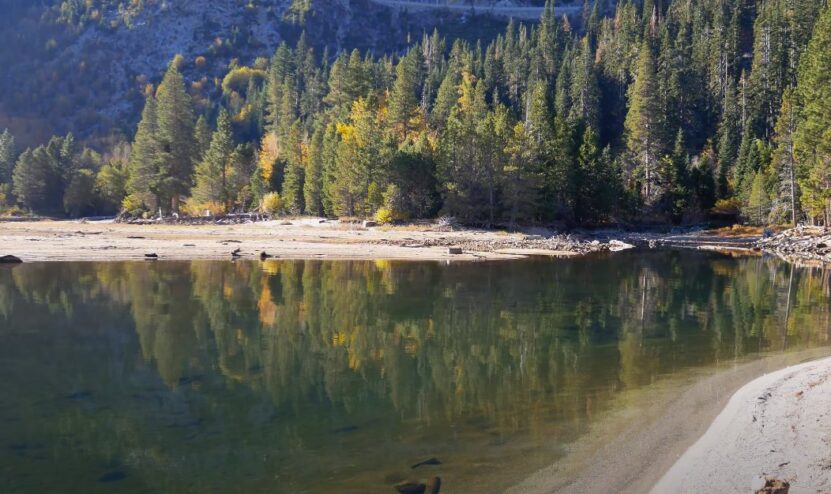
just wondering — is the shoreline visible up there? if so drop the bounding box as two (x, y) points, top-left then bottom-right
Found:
(0, 218), (621, 262)
(508, 347), (831, 494)
(0, 218), (768, 263)
(653, 355), (831, 493)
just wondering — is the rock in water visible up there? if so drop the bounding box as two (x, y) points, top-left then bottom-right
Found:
(0, 255), (22, 264)
(260, 251), (274, 260)
(394, 480), (426, 494)
(144, 253), (158, 260)
(426, 476), (442, 494)
(98, 471), (127, 482)
(756, 478), (789, 494)
(411, 458), (442, 469)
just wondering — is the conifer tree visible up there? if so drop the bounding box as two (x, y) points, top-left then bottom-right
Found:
(155, 57), (197, 212)
(192, 109), (234, 211)
(13, 146), (62, 212)
(431, 65), (460, 130)
(126, 96), (163, 211)
(625, 41), (666, 206)
(63, 168), (96, 217)
(304, 123), (325, 216)
(0, 129), (15, 184)
(771, 88), (800, 225)
(793, 4), (831, 223)
(388, 49), (423, 139)
(574, 126), (618, 223)
(194, 115), (212, 162)
(716, 78), (740, 199)
(281, 121), (305, 214)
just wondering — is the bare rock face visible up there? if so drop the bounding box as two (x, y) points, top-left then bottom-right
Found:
(756, 478), (790, 494)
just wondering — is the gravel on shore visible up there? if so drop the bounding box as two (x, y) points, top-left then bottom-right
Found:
(757, 226), (831, 265)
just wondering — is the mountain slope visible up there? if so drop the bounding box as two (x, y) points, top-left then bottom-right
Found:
(0, 0), (511, 146)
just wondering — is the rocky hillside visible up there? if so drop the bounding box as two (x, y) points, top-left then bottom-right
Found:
(0, 0), (511, 147)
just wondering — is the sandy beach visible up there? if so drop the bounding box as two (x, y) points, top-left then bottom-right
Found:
(0, 219), (600, 262)
(653, 356), (831, 493)
(508, 348), (831, 494)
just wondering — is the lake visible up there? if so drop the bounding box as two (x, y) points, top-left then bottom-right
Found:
(1, 250), (830, 493)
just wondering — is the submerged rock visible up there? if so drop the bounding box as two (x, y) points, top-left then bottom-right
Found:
(394, 480), (426, 494)
(411, 457), (441, 469)
(426, 476), (441, 494)
(331, 425), (359, 434)
(98, 471), (127, 483)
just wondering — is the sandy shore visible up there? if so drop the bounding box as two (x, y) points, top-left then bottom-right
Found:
(653, 356), (831, 493)
(0, 219), (598, 262)
(508, 348), (831, 494)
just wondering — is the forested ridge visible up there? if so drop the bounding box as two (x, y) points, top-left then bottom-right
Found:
(1, 0), (830, 227)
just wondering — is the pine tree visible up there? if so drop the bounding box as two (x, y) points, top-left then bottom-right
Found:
(304, 123), (325, 216)
(344, 49), (370, 101)
(437, 76), (501, 224)
(747, 170), (771, 225)
(716, 77), (740, 199)
(0, 129), (15, 184)
(126, 96), (163, 211)
(388, 48), (423, 139)
(793, 4), (831, 224)
(664, 130), (691, 222)
(194, 115), (212, 162)
(625, 41), (666, 207)
(155, 58), (197, 212)
(569, 37), (600, 130)
(543, 115), (577, 220)
(63, 168), (96, 217)
(12, 147), (54, 212)
(504, 118), (538, 226)
(431, 63), (459, 130)
(771, 87), (800, 225)
(192, 109), (234, 211)
(266, 43), (295, 130)
(331, 98), (388, 216)
(281, 121), (305, 214)
(574, 125), (618, 223)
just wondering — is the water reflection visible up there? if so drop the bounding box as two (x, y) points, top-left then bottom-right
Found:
(0, 251), (830, 493)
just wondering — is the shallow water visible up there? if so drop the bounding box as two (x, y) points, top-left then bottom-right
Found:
(0, 250), (830, 493)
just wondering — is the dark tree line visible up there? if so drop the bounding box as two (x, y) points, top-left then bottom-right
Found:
(2, 0), (831, 226)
